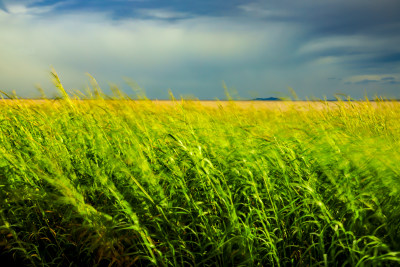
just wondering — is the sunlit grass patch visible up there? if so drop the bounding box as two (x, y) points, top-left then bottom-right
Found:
(0, 78), (400, 266)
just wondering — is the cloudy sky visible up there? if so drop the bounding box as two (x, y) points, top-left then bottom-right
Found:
(1, 0), (399, 99)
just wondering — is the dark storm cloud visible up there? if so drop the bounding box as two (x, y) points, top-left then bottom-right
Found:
(372, 53), (400, 64)
(382, 77), (395, 81)
(28, 0), (247, 19)
(0, 0), (7, 12)
(355, 79), (379, 85)
(239, 0), (400, 35)
(345, 75), (400, 85)
(1, 0), (400, 99)
(239, 0), (400, 69)
(385, 81), (400, 85)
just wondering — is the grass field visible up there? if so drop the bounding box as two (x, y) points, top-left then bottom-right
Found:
(1, 84), (400, 266)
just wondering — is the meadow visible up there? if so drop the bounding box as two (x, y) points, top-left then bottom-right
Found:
(1, 78), (400, 266)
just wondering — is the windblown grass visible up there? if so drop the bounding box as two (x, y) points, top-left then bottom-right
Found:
(0, 78), (400, 266)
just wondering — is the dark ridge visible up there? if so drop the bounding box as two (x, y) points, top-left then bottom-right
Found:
(253, 97), (281, 101)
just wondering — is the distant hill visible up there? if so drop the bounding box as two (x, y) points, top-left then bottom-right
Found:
(253, 97), (281, 101)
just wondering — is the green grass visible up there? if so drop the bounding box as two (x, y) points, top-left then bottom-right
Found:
(0, 85), (400, 265)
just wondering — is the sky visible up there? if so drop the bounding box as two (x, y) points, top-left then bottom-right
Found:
(0, 0), (400, 99)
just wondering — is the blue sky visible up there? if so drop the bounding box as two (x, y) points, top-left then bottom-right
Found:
(1, 0), (399, 99)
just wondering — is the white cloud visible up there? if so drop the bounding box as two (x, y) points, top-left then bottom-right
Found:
(2, 0), (74, 15)
(0, 8), (278, 97)
(344, 74), (400, 83)
(136, 8), (190, 20)
(296, 35), (395, 56)
(238, 3), (290, 18)
(298, 37), (364, 55)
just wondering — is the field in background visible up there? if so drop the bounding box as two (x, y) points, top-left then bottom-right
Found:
(1, 97), (400, 266)
(1, 98), (393, 109)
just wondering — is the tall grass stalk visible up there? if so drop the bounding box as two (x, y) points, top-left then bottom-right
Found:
(0, 83), (399, 266)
